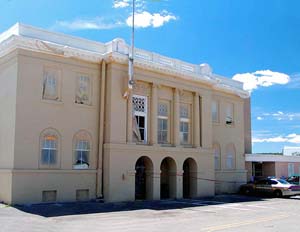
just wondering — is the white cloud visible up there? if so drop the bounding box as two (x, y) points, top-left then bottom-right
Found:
(253, 133), (300, 144)
(232, 70), (290, 92)
(126, 11), (177, 28)
(113, 0), (130, 8)
(53, 17), (124, 30)
(256, 116), (263, 120)
(259, 111), (300, 121)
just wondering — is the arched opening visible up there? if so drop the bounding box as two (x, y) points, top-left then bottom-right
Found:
(183, 158), (198, 198)
(135, 156), (153, 200)
(160, 157), (177, 199)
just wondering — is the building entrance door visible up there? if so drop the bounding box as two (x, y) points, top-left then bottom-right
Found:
(135, 156), (153, 200)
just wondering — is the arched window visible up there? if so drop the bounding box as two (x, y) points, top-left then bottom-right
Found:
(73, 130), (92, 169)
(40, 128), (60, 168)
(213, 143), (221, 170)
(226, 143), (236, 169)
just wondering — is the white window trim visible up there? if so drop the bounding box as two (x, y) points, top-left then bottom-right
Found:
(133, 94), (148, 144)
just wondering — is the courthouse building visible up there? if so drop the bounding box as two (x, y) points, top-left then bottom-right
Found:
(0, 23), (251, 204)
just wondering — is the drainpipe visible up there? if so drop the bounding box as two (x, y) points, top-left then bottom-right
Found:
(96, 60), (106, 199)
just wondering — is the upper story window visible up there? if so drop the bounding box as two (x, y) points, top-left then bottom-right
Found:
(42, 68), (61, 101)
(225, 143), (236, 169)
(225, 102), (234, 125)
(75, 74), (92, 105)
(40, 128), (60, 168)
(133, 95), (147, 144)
(180, 104), (191, 145)
(212, 100), (219, 123)
(213, 143), (221, 170)
(158, 102), (169, 144)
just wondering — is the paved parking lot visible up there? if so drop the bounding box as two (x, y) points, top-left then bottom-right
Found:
(1, 195), (300, 232)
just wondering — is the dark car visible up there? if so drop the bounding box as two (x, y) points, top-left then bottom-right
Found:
(240, 178), (300, 197)
(286, 176), (300, 185)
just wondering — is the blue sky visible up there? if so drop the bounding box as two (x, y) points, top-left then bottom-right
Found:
(1, 0), (300, 153)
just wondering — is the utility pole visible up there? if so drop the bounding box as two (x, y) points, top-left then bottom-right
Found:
(128, 0), (135, 90)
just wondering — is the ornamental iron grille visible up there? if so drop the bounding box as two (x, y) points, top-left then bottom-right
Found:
(132, 95), (147, 143)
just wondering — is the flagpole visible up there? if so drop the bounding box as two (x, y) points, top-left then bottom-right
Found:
(128, 0), (135, 89)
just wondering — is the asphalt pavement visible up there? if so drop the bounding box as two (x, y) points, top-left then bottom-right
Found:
(1, 194), (300, 232)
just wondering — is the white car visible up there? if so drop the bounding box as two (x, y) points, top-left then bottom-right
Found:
(240, 178), (300, 197)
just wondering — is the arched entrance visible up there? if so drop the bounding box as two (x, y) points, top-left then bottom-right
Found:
(160, 157), (177, 199)
(183, 158), (198, 198)
(135, 156), (153, 200)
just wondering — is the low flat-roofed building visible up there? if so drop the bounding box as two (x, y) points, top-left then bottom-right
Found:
(246, 153), (300, 181)
(0, 23), (251, 204)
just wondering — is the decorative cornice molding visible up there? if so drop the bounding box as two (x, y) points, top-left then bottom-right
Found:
(0, 23), (250, 99)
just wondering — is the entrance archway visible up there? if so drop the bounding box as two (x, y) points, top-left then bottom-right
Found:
(135, 156), (153, 200)
(183, 158), (198, 198)
(160, 157), (177, 199)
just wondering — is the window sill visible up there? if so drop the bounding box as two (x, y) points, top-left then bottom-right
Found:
(41, 99), (63, 105)
(74, 102), (94, 109)
(225, 123), (235, 128)
(39, 166), (61, 169)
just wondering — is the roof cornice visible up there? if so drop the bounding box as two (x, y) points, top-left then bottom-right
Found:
(0, 23), (250, 98)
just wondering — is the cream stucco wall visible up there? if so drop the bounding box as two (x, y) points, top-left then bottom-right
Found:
(212, 92), (247, 193)
(0, 34), (250, 204)
(0, 51), (18, 203)
(0, 49), (102, 204)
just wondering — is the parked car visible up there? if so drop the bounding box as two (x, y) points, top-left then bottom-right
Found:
(286, 176), (300, 185)
(240, 178), (300, 197)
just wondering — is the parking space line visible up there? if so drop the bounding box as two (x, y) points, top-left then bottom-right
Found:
(202, 214), (289, 232)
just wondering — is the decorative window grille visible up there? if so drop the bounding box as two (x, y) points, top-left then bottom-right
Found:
(133, 96), (147, 113)
(133, 95), (147, 143)
(75, 75), (91, 105)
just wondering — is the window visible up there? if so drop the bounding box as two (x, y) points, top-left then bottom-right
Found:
(288, 163), (295, 177)
(213, 143), (221, 170)
(253, 162), (263, 177)
(75, 74), (91, 105)
(226, 103), (234, 125)
(40, 128), (60, 168)
(212, 100), (219, 123)
(73, 131), (92, 169)
(180, 104), (190, 144)
(133, 95), (147, 143)
(42, 190), (57, 202)
(158, 102), (169, 144)
(42, 68), (61, 101)
(225, 143), (236, 169)
(76, 189), (89, 201)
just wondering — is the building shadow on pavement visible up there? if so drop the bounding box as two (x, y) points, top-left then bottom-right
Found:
(13, 194), (273, 218)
